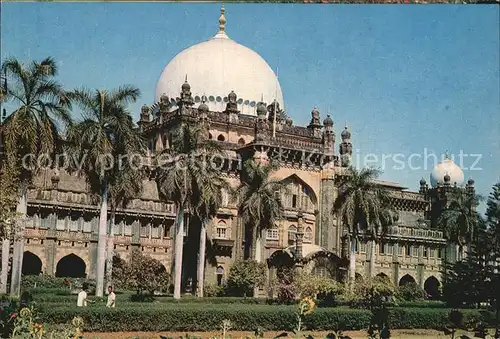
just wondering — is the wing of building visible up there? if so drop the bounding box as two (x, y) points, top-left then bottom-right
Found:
(16, 6), (476, 297)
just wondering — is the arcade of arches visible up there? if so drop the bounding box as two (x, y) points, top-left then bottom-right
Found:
(20, 251), (87, 278)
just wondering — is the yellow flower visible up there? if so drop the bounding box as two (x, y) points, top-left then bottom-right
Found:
(299, 297), (316, 315)
(19, 307), (31, 318)
(72, 316), (84, 328)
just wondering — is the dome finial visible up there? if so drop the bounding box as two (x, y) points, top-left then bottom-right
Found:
(219, 4), (226, 32)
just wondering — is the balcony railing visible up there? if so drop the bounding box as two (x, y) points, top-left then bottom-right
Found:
(387, 225), (444, 240)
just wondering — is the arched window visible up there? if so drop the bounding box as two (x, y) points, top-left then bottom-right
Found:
(266, 225), (279, 240)
(208, 133), (213, 140)
(237, 138), (245, 145)
(216, 221), (227, 239)
(288, 225), (297, 246)
(217, 134), (225, 141)
(216, 266), (225, 286)
(304, 227), (313, 243)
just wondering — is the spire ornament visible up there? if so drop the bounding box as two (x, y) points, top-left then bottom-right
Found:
(219, 5), (226, 32)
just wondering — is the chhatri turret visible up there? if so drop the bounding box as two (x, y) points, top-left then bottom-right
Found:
(339, 122), (353, 167)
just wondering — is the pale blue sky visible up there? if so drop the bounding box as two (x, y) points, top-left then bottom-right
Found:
(2, 3), (499, 212)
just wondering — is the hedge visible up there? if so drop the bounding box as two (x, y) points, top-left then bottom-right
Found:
(33, 304), (496, 333)
(27, 290), (451, 308)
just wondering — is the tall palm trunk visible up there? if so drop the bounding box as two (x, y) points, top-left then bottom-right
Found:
(173, 208), (185, 300)
(10, 189), (27, 297)
(105, 210), (116, 290)
(251, 226), (259, 262)
(349, 237), (357, 290)
(197, 221), (207, 297)
(1, 238), (10, 294)
(95, 184), (109, 297)
(253, 227), (263, 298)
(369, 239), (376, 277)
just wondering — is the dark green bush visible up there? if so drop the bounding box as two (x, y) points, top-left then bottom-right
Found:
(32, 304), (496, 332)
(21, 275), (96, 293)
(129, 293), (156, 302)
(0, 296), (19, 338)
(396, 282), (427, 302)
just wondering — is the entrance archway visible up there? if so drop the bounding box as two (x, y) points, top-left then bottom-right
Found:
(55, 254), (86, 278)
(424, 276), (440, 299)
(399, 274), (416, 286)
(22, 251), (42, 276)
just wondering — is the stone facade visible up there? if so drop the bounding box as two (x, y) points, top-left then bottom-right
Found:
(16, 83), (475, 298)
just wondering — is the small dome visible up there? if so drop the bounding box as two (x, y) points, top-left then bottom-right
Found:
(198, 96), (209, 112)
(181, 78), (191, 91)
(323, 114), (333, 127)
(467, 178), (475, 186)
(141, 104), (149, 113)
(420, 178), (426, 186)
(430, 156), (464, 187)
(160, 93), (169, 104)
(341, 126), (351, 139)
(198, 102), (209, 112)
(256, 102), (267, 116)
(228, 90), (237, 101)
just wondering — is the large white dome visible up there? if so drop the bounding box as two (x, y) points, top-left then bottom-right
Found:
(155, 7), (283, 115)
(430, 155), (465, 187)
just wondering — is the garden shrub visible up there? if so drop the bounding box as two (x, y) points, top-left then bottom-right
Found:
(112, 250), (170, 295)
(21, 275), (96, 294)
(203, 283), (225, 297)
(225, 260), (266, 297)
(347, 276), (396, 308)
(395, 282), (426, 302)
(0, 296), (19, 338)
(21, 275), (67, 290)
(271, 267), (345, 303)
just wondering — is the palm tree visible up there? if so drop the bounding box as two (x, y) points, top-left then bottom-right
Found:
(0, 156), (20, 294)
(192, 170), (232, 297)
(1, 57), (71, 296)
(237, 160), (284, 263)
(155, 122), (220, 299)
(333, 166), (395, 289)
(106, 164), (145, 289)
(439, 190), (482, 262)
(66, 86), (143, 297)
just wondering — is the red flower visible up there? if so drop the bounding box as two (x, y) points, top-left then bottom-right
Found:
(9, 313), (17, 320)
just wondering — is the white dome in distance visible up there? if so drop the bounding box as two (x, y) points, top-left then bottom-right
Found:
(430, 154), (464, 187)
(155, 6), (283, 115)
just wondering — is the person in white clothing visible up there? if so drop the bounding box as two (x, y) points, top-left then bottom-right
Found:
(77, 283), (88, 307)
(106, 286), (116, 308)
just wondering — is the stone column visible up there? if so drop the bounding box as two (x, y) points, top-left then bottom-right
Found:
(417, 244), (424, 287)
(45, 232), (57, 276)
(319, 176), (337, 251)
(296, 211), (304, 262)
(392, 243), (400, 286)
